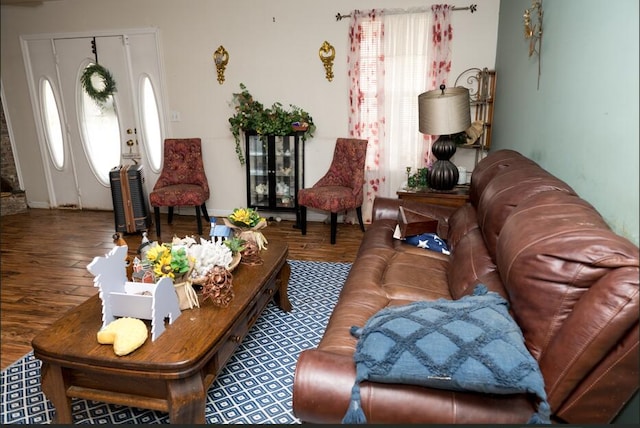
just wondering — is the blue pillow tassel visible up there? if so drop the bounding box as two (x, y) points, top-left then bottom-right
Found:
(527, 400), (551, 424)
(341, 382), (367, 424)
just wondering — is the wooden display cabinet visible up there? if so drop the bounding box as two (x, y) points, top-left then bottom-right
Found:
(245, 132), (304, 214)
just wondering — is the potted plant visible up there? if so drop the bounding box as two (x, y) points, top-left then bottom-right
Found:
(224, 236), (247, 256)
(228, 83), (316, 165)
(407, 167), (430, 190)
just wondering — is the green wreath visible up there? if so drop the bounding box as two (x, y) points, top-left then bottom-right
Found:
(81, 64), (117, 104)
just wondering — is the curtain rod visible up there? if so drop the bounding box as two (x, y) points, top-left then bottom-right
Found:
(335, 4), (477, 21)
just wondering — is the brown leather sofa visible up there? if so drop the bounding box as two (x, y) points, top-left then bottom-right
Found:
(292, 149), (639, 424)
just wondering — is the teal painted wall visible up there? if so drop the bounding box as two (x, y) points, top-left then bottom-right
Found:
(493, 0), (639, 246)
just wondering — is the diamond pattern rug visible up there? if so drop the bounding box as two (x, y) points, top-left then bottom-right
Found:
(1, 260), (351, 424)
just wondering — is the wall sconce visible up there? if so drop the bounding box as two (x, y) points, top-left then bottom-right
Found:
(213, 45), (229, 85)
(523, 0), (543, 89)
(318, 41), (335, 82)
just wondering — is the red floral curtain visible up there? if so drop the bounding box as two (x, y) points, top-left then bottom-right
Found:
(424, 4), (453, 166)
(347, 9), (385, 223)
(429, 4), (453, 89)
(347, 5), (454, 222)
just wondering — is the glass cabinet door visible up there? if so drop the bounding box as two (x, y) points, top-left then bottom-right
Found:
(247, 134), (269, 207)
(245, 132), (304, 213)
(274, 136), (294, 208)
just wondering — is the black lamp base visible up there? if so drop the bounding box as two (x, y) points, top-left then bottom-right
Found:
(428, 136), (459, 191)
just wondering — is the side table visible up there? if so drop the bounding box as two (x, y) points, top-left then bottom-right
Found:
(396, 185), (470, 208)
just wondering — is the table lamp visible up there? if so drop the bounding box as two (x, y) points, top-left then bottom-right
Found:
(418, 84), (471, 191)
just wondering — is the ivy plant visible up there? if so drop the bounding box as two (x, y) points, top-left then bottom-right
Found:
(407, 167), (430, 190)
(228, 83), (316, 165)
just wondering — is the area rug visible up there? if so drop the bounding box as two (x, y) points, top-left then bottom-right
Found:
(0, 260), (351, 424)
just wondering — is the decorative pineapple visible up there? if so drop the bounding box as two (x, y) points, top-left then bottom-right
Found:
(239, 240), (262, 266)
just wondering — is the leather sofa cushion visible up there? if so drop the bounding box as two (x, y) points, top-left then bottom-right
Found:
(476, 164), (576, 260)
(446, 203), (479, 251)
(318, 220), (452, 356)
(447, 227), (506, 300)
(293, 348), (538, 424)
(343, 285), (550, 424)
(468, 149), (537, 205)
(496, 191), (640, 409)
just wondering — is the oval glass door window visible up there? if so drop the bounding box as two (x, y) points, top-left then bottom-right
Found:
(41, 78), (65, 169)
(140, 75), (162, 171)
(79, 66), (121, 185)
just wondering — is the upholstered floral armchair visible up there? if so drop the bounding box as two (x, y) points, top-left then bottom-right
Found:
(149, 138), (210, 238)
(297, 138), (368, 244)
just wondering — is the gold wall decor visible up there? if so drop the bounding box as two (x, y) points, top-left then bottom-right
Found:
(318, 41), (335, 82)
(213, 45), (229, 84)
(523, 0), (543, 89)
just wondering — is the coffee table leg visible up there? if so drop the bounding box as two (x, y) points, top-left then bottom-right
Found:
(167, 375), (206, 424)
(276, 260), (292, 312)
(40, 362), (73, 424)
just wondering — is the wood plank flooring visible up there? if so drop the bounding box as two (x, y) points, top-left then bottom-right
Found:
(0, 208), (364, 370)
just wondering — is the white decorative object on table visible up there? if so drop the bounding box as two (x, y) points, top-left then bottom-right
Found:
(87, 245), (182, 341)
(188, 237), (235, 281)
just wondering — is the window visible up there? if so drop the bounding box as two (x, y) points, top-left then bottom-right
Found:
(348, 11), (433, 221)
(79, 64), (121, 185)
(41, 78), (65, 169)
(140, 75), (162, 171)
(358, 20), (383, 133)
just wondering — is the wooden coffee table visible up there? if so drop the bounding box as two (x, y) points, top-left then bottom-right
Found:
(31, 241), (292, 424)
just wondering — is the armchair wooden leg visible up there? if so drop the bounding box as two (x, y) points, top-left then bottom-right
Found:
(168, 207), (174, 224)
(356, 206), (365, 232)
(154, 207), (161, 238)
(294, 201), (301, 229)
(330, 212), (337, 245)
(195, 206), (203, 235)
(200, 204), (210, 223)
(300, 206), (307, 235)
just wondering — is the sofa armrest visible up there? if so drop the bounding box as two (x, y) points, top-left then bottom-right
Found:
(292, 348), (536, 424)
(371, 197), (404, 221)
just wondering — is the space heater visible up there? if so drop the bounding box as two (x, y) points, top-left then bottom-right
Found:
(109, 164), (152, 234)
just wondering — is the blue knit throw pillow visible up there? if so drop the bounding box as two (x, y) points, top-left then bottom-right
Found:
(342, 285), (550, 424)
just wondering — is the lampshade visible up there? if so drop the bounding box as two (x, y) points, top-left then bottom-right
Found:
(418, 86), (471, 136)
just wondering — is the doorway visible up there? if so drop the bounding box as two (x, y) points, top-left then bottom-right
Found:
(22, 29), (166, 210)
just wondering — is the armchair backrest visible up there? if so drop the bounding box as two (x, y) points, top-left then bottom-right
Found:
(314, 138), (368, 198)
(153, 138), (209, 197)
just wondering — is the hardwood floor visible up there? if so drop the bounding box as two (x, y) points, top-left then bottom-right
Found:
(0, 208), (364, 370)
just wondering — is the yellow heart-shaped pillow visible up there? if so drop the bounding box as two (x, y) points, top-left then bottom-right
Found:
(97, 317), (148, 356)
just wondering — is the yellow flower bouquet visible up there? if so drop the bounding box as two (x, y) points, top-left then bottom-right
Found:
(227, 207), (264, 228)
(224, 207), (268, 251)
(143, 242), (199, 310)
(145, 243), (193, 280)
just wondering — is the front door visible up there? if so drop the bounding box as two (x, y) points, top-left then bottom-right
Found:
(23, 31), (165, 210)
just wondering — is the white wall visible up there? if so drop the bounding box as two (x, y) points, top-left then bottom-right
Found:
(1, 0), (500, 219)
